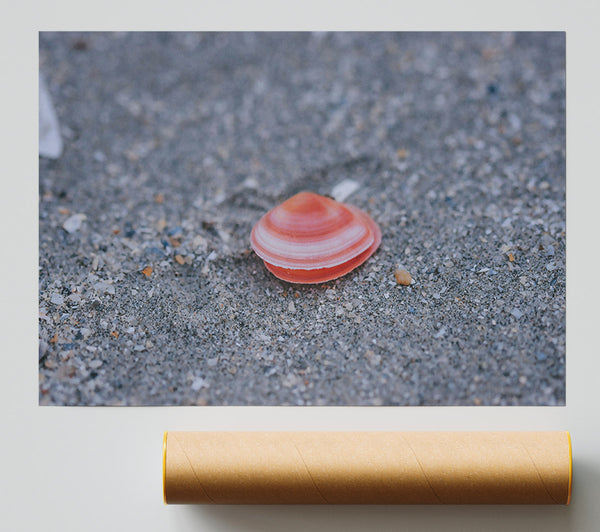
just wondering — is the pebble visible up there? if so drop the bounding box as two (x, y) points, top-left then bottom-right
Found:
(50, 293), (64, 306)
(191, 376), (209, 391)
(39, 339), (48, 360)
(282, 373), (300, 388)
(394, 268), (412, 285)
(167, 226), (183, 237)
(541, 234), (554, 247)
(256, 331), (271, 342)
(288, 301), (296, 313)
(62, 213), (86, 233)
(93, 282), (115, 295)
(433, 327), (446, 339)
(511, 308), (523, 319)
(89, 360), (103, 369)
(364, 350), (381, 366)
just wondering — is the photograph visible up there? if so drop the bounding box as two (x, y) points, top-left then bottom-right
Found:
(38, 31), (566, 406)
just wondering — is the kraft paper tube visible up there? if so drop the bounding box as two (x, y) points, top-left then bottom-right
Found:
(163, 431), (572, 505)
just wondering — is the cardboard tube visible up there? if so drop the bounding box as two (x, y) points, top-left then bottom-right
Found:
(163, 431), (572, 505)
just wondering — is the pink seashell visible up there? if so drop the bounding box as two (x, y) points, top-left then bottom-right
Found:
(250, 191), (381, 284)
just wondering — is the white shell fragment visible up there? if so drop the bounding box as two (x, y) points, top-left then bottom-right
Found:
(331, 179), (360, 202)
(39, 74), (63, 159)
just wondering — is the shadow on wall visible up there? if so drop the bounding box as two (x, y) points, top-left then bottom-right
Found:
(178, 503), (574, 532)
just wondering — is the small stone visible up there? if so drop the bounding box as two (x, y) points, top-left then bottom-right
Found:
(519, 376), (528, 385)
(191, 376), (209, 391)
(39, 339), (48, 360)
(364, 350), (381, 366)
(546, 245), (555, 257)
(508, 252), (515, 262)
(256, 331), (270, 342)
(282, 373), (299, 388)
(141, 266), (153, 277)
(536, 352), (547, 362)
(541, 234), (554, 247)
(167, 226), (183, 237)
(511, 308), (523, 319)
(174, 254), (185, 265)
(134, 344), (146, 352)
(154, 193), (164, 204)
(62, 213), (86, 233)
(394, 268), (412, 285)
(93, 282), (115, 295)
(288, 301), (296, 313)
(50, 293), (64, 306)
(89, 360), (103, 369)
(546, 262), (557, 271)
(67, 293), (81, 303)
(192, 235), (208, 252)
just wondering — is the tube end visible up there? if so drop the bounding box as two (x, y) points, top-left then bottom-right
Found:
(566, 431), (572, 505)
(163, 431), (168, 505)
